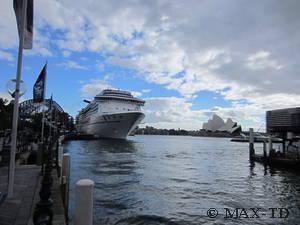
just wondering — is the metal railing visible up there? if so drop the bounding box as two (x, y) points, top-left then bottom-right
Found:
(0, 133), (33, 167)
(33, 135), (59, 225)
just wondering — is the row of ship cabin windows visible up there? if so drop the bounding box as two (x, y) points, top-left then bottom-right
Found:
(105, 115), (123, 120)
(100, 106), (140, 112)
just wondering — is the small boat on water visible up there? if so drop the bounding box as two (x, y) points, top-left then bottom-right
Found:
(76, 89), (145, 139)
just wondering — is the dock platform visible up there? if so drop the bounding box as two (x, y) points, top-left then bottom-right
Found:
(0, 165), (66, 225)
(0, 165), (40, 225)
(252, 154), (300, 170)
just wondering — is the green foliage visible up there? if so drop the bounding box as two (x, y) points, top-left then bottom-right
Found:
(0, 98), (13, 131)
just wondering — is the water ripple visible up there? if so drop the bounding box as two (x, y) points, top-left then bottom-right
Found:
(65, 136), (300, 225)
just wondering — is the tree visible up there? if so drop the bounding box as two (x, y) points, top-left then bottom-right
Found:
(0, 98), (13, 131)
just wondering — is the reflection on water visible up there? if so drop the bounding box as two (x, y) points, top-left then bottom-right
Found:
(64, 135), (300, 225)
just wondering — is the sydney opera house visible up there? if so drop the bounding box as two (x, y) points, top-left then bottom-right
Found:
(202, 114), (241, 134)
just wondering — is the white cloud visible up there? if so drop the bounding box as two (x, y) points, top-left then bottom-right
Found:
(210, 93), (300, 131)
(142, 89), (151, 93)
(1, 0), (300, 129)
(24, 29), (53, 57)
(188, 49), (232, 69)
(0, 0), (18, 49)
(246, 51), (282, 70)
(80, 79), (112, 97)
(141, 96), (262, 131)
(57, 1), (300, 129)
(80, 78), (142, 98)
(58, 60), (87, 70)
(25, 46), (53, 57)
(0, 92), (13, 103)
(131, 91), (142, 98)
(0, 50), (14, 61)
(142, 97), (207, 130)
(96, 62), (105, 71)
(62, 51), (71, 57)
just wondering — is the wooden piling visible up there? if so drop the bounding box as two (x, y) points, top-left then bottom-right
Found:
(58, 145), (64, 177)
(249, 128), (255, 161)
(263, 141), (267, 162)
(61, 153), (70, 220)
(268, 136), (273, 156)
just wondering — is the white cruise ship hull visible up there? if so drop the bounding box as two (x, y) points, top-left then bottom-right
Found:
(78, 111), (144, 139)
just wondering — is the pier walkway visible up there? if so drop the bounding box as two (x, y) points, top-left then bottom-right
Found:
(0, 165), (66, 225)
(0, 165), (40, 225)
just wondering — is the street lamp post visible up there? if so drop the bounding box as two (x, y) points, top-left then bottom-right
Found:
(8, 0), (29, 198)
(6, 79), (27, 199)
(6, 79), (26, 99)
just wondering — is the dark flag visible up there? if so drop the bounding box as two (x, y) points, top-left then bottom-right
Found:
(33, 63), (47, 103)
(13, 0), (34, 49)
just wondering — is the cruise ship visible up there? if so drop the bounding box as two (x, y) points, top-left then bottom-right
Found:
(76, 89), (145, 139)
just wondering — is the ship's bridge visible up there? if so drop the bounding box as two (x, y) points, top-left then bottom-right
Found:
(95, 89), (145, 105)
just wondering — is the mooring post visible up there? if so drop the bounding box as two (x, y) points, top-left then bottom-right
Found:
(263, 141), (267, 162)
(75, 179), (94, 225)
(268, 136), (273, 157)
(57, 145), (64, 177)
(298, 141), (300, 159)
(249, 128), (255, 161)
(285, 132), (293, 157)
(62, 153), (70, 219)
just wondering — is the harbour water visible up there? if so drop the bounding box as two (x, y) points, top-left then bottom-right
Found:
(64, 135), (300, 225)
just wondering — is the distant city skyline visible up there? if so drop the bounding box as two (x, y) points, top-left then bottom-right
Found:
(1, 0), (300, 131)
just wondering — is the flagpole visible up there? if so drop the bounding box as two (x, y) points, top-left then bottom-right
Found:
(40, 100), (45, 175)
(40, 63), (47, 174)
(8, 0), (28, 198)
(49, 96), (52, 142)
(41, 102), (45, 142)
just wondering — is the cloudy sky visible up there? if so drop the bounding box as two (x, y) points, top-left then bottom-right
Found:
(0, 0), (300, 130)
